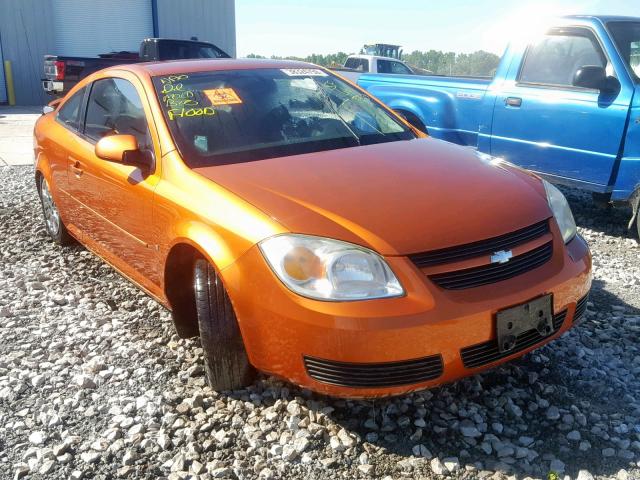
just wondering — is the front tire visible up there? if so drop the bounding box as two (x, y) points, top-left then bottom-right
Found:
(38, 176), (72, 245)
(194, 259), (256, 390)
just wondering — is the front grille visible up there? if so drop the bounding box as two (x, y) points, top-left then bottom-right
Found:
(304, 354), (443, 388)
(574, 294), (589, 321)
(460, 309), (568, 369)
(409, 219), (550, 268)
(429, 242), (553, 290)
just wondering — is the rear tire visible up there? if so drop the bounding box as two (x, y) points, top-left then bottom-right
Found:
(38, 175), (73, 245)
(194, 259), (256, 390)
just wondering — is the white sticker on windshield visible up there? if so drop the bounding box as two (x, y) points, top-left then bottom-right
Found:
(280, 68), (327, 77)
(290, 78), (318, 90)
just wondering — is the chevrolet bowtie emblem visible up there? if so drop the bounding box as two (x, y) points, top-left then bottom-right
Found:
(491, 250), (513, 264)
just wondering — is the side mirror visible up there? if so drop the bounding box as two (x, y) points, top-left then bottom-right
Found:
(573, 66), (617, 92)
(42, 105), (55, 115)
(95, 134), (138, 163)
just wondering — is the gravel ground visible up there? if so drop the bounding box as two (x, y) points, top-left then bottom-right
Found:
(1, 164), (639, 480)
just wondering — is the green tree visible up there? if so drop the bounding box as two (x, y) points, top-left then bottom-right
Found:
(244, 50), (500, 77)
(402, 50), (499, 76)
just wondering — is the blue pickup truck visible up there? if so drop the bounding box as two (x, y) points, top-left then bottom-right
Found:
(357, 15), (640, 235)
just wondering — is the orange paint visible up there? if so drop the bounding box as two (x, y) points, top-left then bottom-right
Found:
(33, 59), (591, 398)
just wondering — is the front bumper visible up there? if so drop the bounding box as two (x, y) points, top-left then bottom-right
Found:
(221, 232), (591, 398)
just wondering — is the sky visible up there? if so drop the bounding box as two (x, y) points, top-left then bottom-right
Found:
(235, 0), (638, 58)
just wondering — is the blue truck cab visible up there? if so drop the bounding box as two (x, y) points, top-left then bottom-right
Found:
(357, 16), (640, 235)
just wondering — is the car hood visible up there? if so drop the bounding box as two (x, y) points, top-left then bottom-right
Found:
(194, 138), (551, 256)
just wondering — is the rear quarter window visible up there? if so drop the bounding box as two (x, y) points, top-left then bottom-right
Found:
(56, 87), (86, 131)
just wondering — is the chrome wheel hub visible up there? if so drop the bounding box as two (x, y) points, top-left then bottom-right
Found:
(40, 179), (60, 235)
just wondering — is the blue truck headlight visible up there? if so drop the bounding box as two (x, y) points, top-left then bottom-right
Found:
(543, 180), (577, 244)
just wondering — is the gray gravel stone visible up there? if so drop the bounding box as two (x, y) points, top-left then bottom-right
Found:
(546, 406), (561, 420)
(577, 470), (595, 480)
(567, 430), (582, 441)
(550, 459), (565, 473)
(430, 457), (446, 475)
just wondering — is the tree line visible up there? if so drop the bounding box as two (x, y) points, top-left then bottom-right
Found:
(245, 50), (500, 77)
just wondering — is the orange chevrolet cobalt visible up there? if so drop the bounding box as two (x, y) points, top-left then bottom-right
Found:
(33, 59), (591, 398)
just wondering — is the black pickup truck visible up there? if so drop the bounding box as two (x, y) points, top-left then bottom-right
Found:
(42, 38), (230, 97)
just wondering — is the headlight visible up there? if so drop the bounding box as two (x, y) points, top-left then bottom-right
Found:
(543, 180), (577, 244)
(259, 234), (404, 301)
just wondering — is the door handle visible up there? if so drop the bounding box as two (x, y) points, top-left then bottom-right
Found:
(70, 159), (84, 177)
(505, 97), (522, 107)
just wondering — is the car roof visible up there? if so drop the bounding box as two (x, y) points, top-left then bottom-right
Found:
(110, 58), (321, 78)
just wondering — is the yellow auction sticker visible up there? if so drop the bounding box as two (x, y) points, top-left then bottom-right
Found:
(203, 88), (243, 106)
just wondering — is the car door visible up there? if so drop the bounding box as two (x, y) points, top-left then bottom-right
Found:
(45, 86), (88, 236)
(66, 73), (162, 288)
(490, 27), (631, 188)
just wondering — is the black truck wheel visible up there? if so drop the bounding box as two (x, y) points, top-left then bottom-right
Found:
(193, 259), (256, 390)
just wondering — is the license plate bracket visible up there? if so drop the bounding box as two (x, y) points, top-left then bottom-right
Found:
(496, 295), (553, 353)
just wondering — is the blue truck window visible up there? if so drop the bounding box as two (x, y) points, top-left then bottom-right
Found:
(519, 31), (606, 87)
(608, 21), (640, 81)
(345, 58), (368, 72)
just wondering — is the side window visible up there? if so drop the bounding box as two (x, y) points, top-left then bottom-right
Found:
(84, 78), (152, 149)
(519, 31), (606, 87)
(345, 58), (368, 71)
(390, 61), (412, 75)
(56, 87), (86, 131)
(377, 59), (391, 74)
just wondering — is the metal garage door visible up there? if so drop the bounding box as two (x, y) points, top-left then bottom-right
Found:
(51, 0), (153, 57)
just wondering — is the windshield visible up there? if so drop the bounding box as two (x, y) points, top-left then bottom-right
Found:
(608, 21), (640, 82)
(152, 68), (414, 167)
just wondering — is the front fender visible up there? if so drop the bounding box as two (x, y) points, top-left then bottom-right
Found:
(34, 151), (53, 190)
(168, 222), (237, 273)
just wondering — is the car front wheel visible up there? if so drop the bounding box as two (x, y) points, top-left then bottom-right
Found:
(194, 259), (256, 390)
(38, 175), (72, 245)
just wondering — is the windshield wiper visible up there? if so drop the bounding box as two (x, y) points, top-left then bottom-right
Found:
(313, 80), (361, 146)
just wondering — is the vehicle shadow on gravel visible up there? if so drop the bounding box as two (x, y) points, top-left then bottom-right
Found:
(291, 277), (640, 479)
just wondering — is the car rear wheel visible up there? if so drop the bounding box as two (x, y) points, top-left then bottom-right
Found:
(38, 176), (72, 245)
(193, 259), (256, 390)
